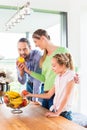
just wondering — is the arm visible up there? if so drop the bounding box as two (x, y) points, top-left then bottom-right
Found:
(23, 86), (55, 99)
(16, 61), (26, 84)
(74, 73), (80, 84)
(31, 71), (45, 82)
(24, 67), (45, 82)
(17, 72), (27, 84)
(46, 80), (75, 117)
(16, 61), (25, 77)
(24, 50), (45, 82)
(55, 80), (75, 115)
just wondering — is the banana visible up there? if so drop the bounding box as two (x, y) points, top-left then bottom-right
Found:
(10, 97), (23, 105)
(5, 91), (20, 99)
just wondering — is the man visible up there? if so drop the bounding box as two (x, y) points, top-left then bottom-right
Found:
(16, 38), (42, 102)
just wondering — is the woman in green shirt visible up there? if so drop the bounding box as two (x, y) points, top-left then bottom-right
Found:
(24, 29), (70, 109)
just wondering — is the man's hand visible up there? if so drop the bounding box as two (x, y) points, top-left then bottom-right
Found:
(16, 60), (25, 77)
(16, 61), (25, 71)
(24, 65), (31, 75)
(16, 57), (25, 71)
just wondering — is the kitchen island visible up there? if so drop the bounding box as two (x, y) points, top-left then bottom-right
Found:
(0, 102), (86, 130)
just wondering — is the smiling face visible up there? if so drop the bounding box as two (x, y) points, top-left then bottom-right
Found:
(17, 42), (30, 59)
(33, 36), (46, 50)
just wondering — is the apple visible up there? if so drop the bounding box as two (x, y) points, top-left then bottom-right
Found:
(22, 90), (29, 96)
(3, 95), (9, 104)
(21, 99), (27, 107)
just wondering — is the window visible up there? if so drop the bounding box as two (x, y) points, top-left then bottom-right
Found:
(0, 12), (68, 90)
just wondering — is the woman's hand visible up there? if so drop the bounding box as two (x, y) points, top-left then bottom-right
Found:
(74, 73), (80, 84)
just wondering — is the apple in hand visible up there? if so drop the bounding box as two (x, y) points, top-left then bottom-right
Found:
(22, 90), (29, 96)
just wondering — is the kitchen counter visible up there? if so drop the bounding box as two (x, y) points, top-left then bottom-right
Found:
(0, 102), (86, 130)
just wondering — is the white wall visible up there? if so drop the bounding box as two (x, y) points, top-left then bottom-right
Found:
(68, 0), (87, 115)
(68, 0), (80, 65)
(30, 0), (69, 12)
(80, 12), (87, 115)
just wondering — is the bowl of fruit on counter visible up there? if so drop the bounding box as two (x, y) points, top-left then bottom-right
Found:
(3, 91), (29, 114)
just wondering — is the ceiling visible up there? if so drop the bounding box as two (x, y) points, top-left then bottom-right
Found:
(0, 0), (60, 33)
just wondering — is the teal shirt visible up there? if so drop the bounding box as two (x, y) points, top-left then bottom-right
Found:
(31, 47), (69, 91)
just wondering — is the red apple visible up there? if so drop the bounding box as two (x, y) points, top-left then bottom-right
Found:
(3, 95), (9, 104)
(21, 99), (27, 107)
(22, 90), (29, 96)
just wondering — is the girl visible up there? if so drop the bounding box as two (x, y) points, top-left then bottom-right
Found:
(23, 53), (75, 120)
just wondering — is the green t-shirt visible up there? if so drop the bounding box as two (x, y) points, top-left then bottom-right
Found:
(31, 47), (69, 91)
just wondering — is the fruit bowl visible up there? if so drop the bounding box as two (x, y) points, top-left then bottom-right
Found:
(3, 91), (29, 114)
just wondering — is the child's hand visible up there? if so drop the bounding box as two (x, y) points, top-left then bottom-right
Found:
(45, 111), (59, 117)
(21, 90), (29, 97)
